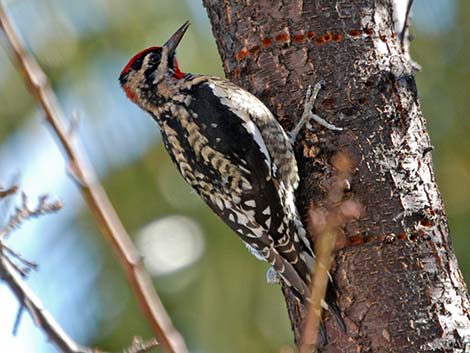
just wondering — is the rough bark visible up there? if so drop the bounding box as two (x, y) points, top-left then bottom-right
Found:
(202, 1), (470, 352)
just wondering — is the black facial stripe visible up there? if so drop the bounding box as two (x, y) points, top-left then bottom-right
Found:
(132, 49), (163, 73)
(130, 56), (144, 71)
(168, 54), (176, 70)
(119, 72), (128, 86)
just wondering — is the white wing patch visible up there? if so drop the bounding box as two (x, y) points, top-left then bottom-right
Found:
(209, 81), (272, 172)
(242, 120), (271, 171)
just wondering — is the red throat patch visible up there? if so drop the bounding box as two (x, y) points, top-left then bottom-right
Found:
(172, 58), (184, 79)
(123, 85), (137, 102)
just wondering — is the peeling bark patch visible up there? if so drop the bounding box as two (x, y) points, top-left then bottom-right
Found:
(372, 103), (443, 235)
(422, 244), (470, 350)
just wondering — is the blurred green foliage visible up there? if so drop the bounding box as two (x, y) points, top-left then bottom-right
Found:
(412, 1), (470, 282)
(0, 1), (468, 353)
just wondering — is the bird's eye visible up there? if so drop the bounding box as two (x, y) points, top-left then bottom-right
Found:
(150, 52), (161, 64)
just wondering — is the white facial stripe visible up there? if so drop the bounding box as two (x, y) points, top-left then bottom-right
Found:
(152, 47), (169, 85)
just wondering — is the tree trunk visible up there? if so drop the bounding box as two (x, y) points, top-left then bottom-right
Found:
(202, 1), (470, 352)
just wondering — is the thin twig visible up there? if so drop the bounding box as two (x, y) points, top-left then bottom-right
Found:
(299, 153), (361, 351)
(0, 7), (187, 353)
(0, 253), (92, 353)
(299, 228), (337, 352)
(400, 0), (414, 50)
(121, 337), (159, 353)
(2, 244), (38, 271)
(0, 254), (158, 353)
(0, 191), (157, 353)
(0, 192), (62, 241)
(2, 251), (31, 277)
(0, 184), (18, 198)
(12, 303), (25, 336)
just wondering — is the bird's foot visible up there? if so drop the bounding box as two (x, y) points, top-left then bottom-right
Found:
(288, 82), (342, 145)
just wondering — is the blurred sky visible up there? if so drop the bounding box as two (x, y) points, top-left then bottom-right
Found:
(0, 1), (468, 353)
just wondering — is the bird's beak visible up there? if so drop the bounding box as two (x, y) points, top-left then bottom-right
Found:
(164, 21), (190, 55)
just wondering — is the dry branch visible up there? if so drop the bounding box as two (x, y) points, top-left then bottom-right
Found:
(0, 254), (158, 353)
(0, 187), (60, 274)
(0, 6), (187, 353)
(300, 153), (360, 351)
(0, 190), (158, 353)
(0, 254), (93, 353)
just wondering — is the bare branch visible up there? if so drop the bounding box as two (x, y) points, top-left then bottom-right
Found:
(12, 302), (25, 335)
(0, 253), (158, 353)
(2, 244), (38, 272)
(0, 190), (158, 353)
(399, 0), (415, 50)
(0, 254), (93, 353)
(0, 7), (187, 353)
(2, 250), (33, 277)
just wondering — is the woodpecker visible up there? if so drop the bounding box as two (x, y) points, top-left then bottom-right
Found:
(119, 21), (344, 333)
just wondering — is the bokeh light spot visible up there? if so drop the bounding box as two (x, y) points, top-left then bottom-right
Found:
(136, 215), (205, 276)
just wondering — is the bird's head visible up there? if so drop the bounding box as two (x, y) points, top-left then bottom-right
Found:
(119, 21), (190, 104)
